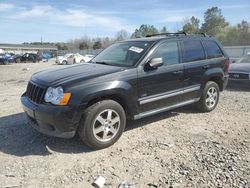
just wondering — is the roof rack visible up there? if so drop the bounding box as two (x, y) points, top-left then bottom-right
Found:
(146, 32), (208, 38)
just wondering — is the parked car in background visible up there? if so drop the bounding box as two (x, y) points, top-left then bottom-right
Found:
(0, 53), (15, 64)
(56, 53), (75, 65)
(15, 53), (42, 63)
(84, 54), (95, 62)
(228, 53), (250, 89)
(74, 53), (94, 63)
(56, 53), (95, 65)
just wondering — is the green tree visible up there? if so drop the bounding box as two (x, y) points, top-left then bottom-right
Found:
(116, 30), (129, 41)
(161, 26), (168, 33)
(201, 7), (228, 36)
(237, 20), (250, 46)
(93, 41), (102, 49)
(131, 24), (159, 38)
(216, 27), (238, 46)
(79, 42), (89, 50)
(182, 16), (200, 33)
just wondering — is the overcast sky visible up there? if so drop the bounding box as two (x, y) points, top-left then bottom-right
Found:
(0, 0), (249, 43)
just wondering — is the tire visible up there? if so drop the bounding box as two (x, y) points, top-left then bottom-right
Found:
(78, 100), (126, 150)
(15, 58), (21, 63)
(62, 60), (67, 65)
(196, 81), (220, 112)
(3, 60), (9, 65)
(80, 60), (85, 63)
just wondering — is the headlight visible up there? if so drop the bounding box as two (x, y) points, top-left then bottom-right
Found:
(44, 86), (71, 105)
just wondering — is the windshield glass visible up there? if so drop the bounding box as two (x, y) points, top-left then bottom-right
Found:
(238, 55), (250, 63)
(91, 41), (154, 67)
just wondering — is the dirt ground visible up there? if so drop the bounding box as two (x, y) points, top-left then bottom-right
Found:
(0, 60), (249, 188)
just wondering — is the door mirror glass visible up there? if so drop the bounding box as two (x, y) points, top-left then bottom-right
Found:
(148, 57), (163, 68)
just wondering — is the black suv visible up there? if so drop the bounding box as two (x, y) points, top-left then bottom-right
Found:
(21, 33), (229, 149)
(15, 53), (42, 63)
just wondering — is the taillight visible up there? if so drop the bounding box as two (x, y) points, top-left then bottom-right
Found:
(224, 58), (230, 72)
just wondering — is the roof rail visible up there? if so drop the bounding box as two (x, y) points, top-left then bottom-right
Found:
(146, 32), (209, 38)
(146, 32), (187, 37)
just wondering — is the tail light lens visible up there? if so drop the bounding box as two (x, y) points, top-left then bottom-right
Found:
(224, 58), (230, 72)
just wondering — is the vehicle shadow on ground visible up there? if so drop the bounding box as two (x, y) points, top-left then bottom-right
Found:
(0, 107), (197, 157)
(126, 111), (180, 131)
(0, 112), (92, 156)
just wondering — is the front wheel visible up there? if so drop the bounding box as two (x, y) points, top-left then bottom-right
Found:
(196, 81), (220, 112)
(78, 100), (126, 150)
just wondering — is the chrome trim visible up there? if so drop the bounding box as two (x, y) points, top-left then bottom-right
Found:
(134, 98), (200, 120)
(139, 85), (200, 105)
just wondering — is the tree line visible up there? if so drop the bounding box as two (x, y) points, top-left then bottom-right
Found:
(24, 6), (249, 49)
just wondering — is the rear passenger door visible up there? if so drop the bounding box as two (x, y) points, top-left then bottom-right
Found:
(181, 39), (207, 101)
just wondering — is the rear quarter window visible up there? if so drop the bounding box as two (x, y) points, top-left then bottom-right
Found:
(203, 40), (223, 59)
(182, 40), (205, 62)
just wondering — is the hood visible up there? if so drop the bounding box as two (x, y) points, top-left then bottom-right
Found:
(229, 63), (250, 73)
(32, 63), (125, 86)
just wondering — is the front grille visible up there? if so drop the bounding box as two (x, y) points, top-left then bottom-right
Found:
(229, 73), (250, 80)
(26, 82), (46, 104)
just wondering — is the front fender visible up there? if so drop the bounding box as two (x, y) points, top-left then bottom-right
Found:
(70, 80), (139, 117)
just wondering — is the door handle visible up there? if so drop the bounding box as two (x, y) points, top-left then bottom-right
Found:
(203, 65), (210, 69)
(172, 70), (183, 75)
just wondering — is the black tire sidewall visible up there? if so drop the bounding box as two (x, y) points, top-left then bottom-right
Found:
(79, 100), (126, 149)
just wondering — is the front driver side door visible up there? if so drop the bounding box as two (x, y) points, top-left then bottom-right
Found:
(137, 40), (185, 113)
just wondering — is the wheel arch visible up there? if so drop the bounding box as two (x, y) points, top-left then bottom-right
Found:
(204, 68), (225, 91)
(85, 93), (136, 120)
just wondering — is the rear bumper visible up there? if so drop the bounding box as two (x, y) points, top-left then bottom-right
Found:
(21, 94), (82, 138)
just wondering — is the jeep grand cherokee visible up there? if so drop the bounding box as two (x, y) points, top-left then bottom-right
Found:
(21, 33), (229, 149)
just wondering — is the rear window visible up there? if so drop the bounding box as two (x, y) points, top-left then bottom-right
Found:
(203, 40), (223, 59)
(183, 40), (205, 62)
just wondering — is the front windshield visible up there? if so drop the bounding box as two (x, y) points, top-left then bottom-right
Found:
(237, 55), (250, 63)
(91, 41), (154, 67)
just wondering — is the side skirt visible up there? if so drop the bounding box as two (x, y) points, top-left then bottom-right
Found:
(133, 98), (200, 120)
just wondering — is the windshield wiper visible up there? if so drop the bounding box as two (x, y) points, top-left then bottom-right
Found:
(93, 61), (112, 65)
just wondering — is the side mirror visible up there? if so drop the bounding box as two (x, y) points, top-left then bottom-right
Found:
(147, 58), (163, 68)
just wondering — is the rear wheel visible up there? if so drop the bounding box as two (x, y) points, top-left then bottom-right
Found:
(196, 81), (220, 112)
(78, 100), (126, 150)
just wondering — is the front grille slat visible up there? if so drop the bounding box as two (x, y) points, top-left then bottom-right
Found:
(26, 82), (45, 104)
(229, 73), (249, 80)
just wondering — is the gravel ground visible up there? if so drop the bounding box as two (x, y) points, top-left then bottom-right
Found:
(0, 61), (249, 188)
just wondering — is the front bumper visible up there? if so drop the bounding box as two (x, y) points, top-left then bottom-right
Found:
(21, 94), (82, 138)
(227, 79), (250, 90)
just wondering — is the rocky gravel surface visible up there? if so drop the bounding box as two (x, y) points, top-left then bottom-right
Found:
(0, 61), (249, 188)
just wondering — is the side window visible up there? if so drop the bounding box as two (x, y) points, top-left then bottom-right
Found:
(203, 40), (223, 59)
(151, 42), (179, 65)
(183, 40), (205, 62)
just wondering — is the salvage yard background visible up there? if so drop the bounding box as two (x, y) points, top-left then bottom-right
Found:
(0, 60), (249, 188)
